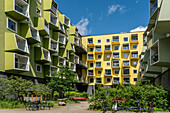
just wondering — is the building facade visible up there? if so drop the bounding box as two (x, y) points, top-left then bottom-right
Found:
(140, 0), (170, 91)
(82, 32), (144, 96)
(0, 0), (87, 85)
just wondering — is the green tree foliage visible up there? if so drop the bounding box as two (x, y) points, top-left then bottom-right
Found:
(64, 91), (89, 99)
(88, 84), (169, 111)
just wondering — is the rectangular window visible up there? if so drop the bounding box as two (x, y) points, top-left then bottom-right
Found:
(36, 7), (41, 16)
(105, 45), (111, 51)
(89, 47), (93, 52)
(88, 70), (94, 75)
(98, 70), (102, 74)
(124, 53), (129, 58)
(96, 62), (101, 67)
(96, 78), (102, 83)
(105, 69), (111, 75)
(98, 40), (101, 43)
(113, 77), (120, 83)
(88, 38), (93, 44)
(123, 68), (130, 75)
(124, 37), (128, 42)
(133, 69), (137, 74)
(112, 36), (119, 42)
(106, 78), (111, 82)
(133, 78), (138, 82)
(133, 61), (137, 66)
(98, 54), (101, 59)
(133, 45), (137, 49)
(113, 52), (119, 58)
(89, 63), (93, 67)
(89, 78), (94, 83)
(114, 69), (119, 74)
(123, 77), (130, 83)
(106, 39), (110, 42)
(106, 62), (110, 66)
(36, 64), (42, 73)
(114, 46), (119, 50)
(131, 34), (138, 41)
(88, 54), (93, 60)
(7, 18), (17, 32)
(106, 54), (110, 58)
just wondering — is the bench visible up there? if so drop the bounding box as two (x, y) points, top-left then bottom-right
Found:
(72, 97), (86, 102)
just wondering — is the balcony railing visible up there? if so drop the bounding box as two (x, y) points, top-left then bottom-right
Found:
(150, 0), (158, 16)
(123, 47), (129, 50)
(113, 39), (119, 42)
(123, 80), (130, 84)
(51, 44), (57, 51)
(113, 80), (119, 83)
(31, 32), (39, 40)
(44, 24), (49, 33)
(131, 38), (138, 41)
(15, 4), (27, 16)
(88, 41), (93, 44)
(105, 72), (111, 75)
(113, 63), (119, 67)
(131, 54), (138, 58)
(123, 62), (129, 66)
(51, 18), (57, 25)
(96, 64), (101, 67)
(88, 56), (93, 60)
(113, 55), (119, 58)
(79, 60), (87, 67)
(17, 42), (26, 51)
(95, 48), (101, 51)
(59, 38), (65, 44)
(15, 61), (28, 70)
(51, 4), (57, 13)
(105, 48), (111, 51)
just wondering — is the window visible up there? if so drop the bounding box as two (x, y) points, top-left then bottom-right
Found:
(88, 70), (93, 75)
(96, 78), (102, 83)
(114, 69), (119, 74)
(88, 38), (93, 44)
(105, 45), (111, 50)
(113, 77), (120, 83)
(36, 7), (41, 16)
(96, 62), (101, 67)
(98, 40), (101, 43)
(106, 39), (110, 42)
(133, 45), (137, 49)
(95, 46), (101, 51)
(131, 34), (138, 41)
(89, 63), (93, 67)
(106, 62), (110, 66)
(123, 68), (130, 75)
(124, 37), (128, 42)
(113, 60), (119, 67)
(123, 77), (130, 83)
(113, 52), (119, 58)
(133, 69), (137, 74)
(88, 54), (93, 60)
(114, 46), (119, 50)
(133, 78), (138, 82)
(124, 53), (129, 58)
(7, 17), (17, 32)
(123, 60), (130, 66)
(112, 36), (119, 42)
(106, 54), (110, 58)
(133, 61), (138, 66)
(105, 69), (111, 75)
(98, 70), (102, 74)
(98, 54), (102, 59)
(36, 64), (42, 73)
(106, 78), (111, 82)
(89, 78), (94, 83)
(89, 47), (93, 52)
(131, 51), (138, 58)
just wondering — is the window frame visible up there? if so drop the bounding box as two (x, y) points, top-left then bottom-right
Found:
(36, 6), (41, 17)
(133, 69), (138, 74)
(36, 64), (42, 73)
(114, 69), (119, 75)
(98, 39), (101, 43)
(124, 37), (128, 42)
(133, 77), (138, 82)
(132, 44), (137, 49)
(7, 17), (17, 33)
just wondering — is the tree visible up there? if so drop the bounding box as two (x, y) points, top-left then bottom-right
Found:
(0, 78), (13, 98)
(47, 66), (77, 99)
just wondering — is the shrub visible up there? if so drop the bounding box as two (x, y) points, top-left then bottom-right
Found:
(64, 91), (89, 99)
(54, 91), (59, 101)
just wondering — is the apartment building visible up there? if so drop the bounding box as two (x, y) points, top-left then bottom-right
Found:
(140, 0), (170, 90)
(82, 32), (143, 95)
(0, 0), (87, 84)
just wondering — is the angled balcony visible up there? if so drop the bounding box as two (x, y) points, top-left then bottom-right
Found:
(5, 0), (29, 21)
(95, 61), (103, 69)
(70, 62), (76, 72)
(74, 37), (80, 46)
(5, 52), (29, 72)
(69, 26), (78, 36)
(36, 18), (49, 35)
(113, 77), (120, 84)
(131, 51), (139, 59)
(112, 60), (120, 68)
(43, 0), (58, 14)
(50, 65), (58, 77)
(104, 45), (112, 53)
(69, 43), (75, 53)
(123, 60), (130, 67)
(58, 22), (65, 33)
(44, 12), (58, 29)
(130, 34), (139, 43)
(150, 38), (170, 67)
(64, 16), (70, 28)
(143, 49), (150, 64)
(112, 36), (120, 44)
(25, 25), (41, 43)
(58, 32), (66, 45)
(35, 47), (51, 63)
(145, 59), (162, 74)
(58, 56), (66, 67)
(5, 33), (29, 54)
(95, 45), (102, 53)
(122, 43), (130, 52)
(87, 54), (94, 61)
(87, 38), (94, 46)
(87, 69), (94, 76)
(112, 52), (119, 59)
(74, 55), (79, 64)
(150, 0), (158, 17)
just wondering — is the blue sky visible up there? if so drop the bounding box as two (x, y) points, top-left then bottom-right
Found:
(56, 0), (149, 36)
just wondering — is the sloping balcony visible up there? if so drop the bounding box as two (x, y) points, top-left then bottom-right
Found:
(87, 69), (94, 76)
(150, 38), (170, 67)
(5, 33), (29, 54)
(87, 38), (94, 46)
(43, 0), (58, 14)
(95, 45), (102, 53)
(145, 59), (162, 74)
(58, 57), (66, 66)
(58, 32), (66, 45)
(87, 54), (94, 61)
(143, 49), (150, 64)
(70, 62), (76, 72)
(44, 12), (58, 29)
(112, 36), (120, 44)
(112, 60), (120, 68)
(25, 25), (41, 43)
(36, 18), (49, 35)
(69, 26), (78, 36)
(74, 55), (79, 64)
(130, 34), (139, 43)
(5, 0), (29, 20)
(69, 43), (75, 53)
(122, 43), (130, 52)
(104, 45), (112, 53)
(43, 38), (58, 54)
(64, 16), (70, 28)
(123, 60), (130, 67)
(150, 0), (158, 17)
(95, 61), (103, 69)
(5, 52), (29, 72)
(58, 22), (65, 33)
(35, 47), (51, 63)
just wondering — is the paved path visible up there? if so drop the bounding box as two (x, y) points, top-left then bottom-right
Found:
(0, 102), (169, 113)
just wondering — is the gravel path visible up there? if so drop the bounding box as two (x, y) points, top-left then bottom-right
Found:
(0, 102), (169, 113)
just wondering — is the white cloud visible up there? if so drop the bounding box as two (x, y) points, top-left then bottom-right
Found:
(108, 5), (126, 15)
(75, 18), (90, 35)
(130, 26), (147, 32)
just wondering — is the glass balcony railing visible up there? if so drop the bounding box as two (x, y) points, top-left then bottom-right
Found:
(31, 32), (39, 40)
(15, 61), (27, 70)
(105, 48), (111, 51)
(95, 48), (101, 51)
(64, 20), (69, 26)
(51, 4), (57, 13)
(113, 39), (119, 42)
(51, 44), (57, 50)
(105, 72), (111, 75)
(123, 62), (129, 66)
(15, 4), (27, 16)
(113, 80), (119, 83)
(51, 18), (57, 25)
(123, 80), (130, 84)
(44, 24), (49, 33)
(123, 47), (129, 50)
(113, 63), (119, 67)
(59, 38), (65, 44)
(131, 54), (138, 58)
(17, 42), (26, 51)
(88, 41), (93, 44)
(113, 55), (119, 58)
(131, 38), (138, 41)
(88, 57), (93, 60)
(96, 64), (101, 67)
(150, 0), (158, 16)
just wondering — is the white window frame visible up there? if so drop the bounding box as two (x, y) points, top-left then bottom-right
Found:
(7, 17), (17, 33)
(36, 6), (41, 17)
(36, 64), (42, 73)
(133, 69), (138, 74)
(133, 77), (138, 82)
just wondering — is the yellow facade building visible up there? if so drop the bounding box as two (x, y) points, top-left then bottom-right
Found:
(82, 32), (144, 95)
